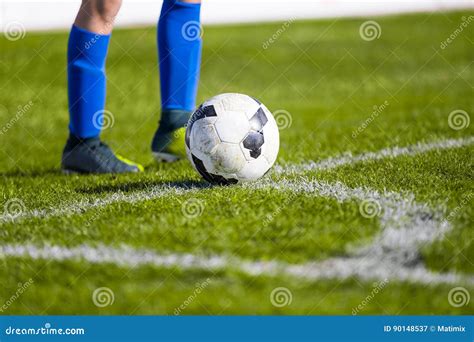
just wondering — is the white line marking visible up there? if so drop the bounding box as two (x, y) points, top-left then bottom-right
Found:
(0, 242), (472, 286)
(1, 136), (473, 286)
(250, 178), (471, 284)
(258, 178), (449, 261)
(275, 136), (474, 174)
(0, 185), (197, 223)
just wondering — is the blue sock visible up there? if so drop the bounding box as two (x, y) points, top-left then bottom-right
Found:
(158, 0), (202, 116)
(67, 25), (110, 139)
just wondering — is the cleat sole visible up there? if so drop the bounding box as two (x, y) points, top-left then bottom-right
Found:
(152, 152), (181, 163)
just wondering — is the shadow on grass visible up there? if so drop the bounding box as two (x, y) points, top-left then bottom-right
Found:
(0, 168), (62, 178)
(0, 167), (225, 194)
(75, 179), (213, 195)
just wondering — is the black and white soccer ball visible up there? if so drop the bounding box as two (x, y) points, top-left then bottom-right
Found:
(185, 93), (280, 184)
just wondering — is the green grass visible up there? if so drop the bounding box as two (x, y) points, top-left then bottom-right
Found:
(0, 11), (473, 314)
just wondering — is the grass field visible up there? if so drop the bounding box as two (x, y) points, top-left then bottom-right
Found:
(0, 11), (473, 315)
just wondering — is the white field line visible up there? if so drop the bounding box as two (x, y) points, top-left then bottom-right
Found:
(275, 136), (474, 174)
(0, 185), (197, 223)
(1, 136), (473, 285)
(0, 242), (472, 286)
(251, 178), (473, 285)
(257, 178), (449, 261)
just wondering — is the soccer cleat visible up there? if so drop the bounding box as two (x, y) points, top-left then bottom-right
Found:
(151, 110), (190, 162)
(62, 135), (143, 174)
(151, 127), (186, 162)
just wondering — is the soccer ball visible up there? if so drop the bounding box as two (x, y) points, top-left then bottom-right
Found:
(185, 93), (280, 184)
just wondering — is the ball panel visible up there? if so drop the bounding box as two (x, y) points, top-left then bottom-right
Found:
(261, 107), (280, 166)
(186, 106), (218, 148)
(214, 111), (250, 143)
(219, 93), (261, 120)
(242, 131), (264, 158)
(195, 104), (217, 120)
(191, 154), (238, 185)
(236, 157), (270, 181)
(249, 107), (268, 131)
(202, 94), (234, 116)
(239, 141), (253, 162)
(189, 120), (220, 160)
(210, 142), (246, 174)
(243, 101), (262, 120)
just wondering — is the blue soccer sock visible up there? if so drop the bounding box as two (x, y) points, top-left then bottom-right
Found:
(158, 0), (202, 130)
(67, 25), (110, 139)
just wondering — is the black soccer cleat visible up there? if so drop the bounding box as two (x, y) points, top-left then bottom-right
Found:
(151, 109), (190, 162)
(61, 135), (143, 174)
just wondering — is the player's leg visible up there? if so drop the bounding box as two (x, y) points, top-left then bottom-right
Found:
(151, 0), (202, 162)
(62, 0), (143, 173)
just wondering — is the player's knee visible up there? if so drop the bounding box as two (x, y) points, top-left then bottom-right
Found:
(88, 0), (122, 23)
(98, 0), (122, 22)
